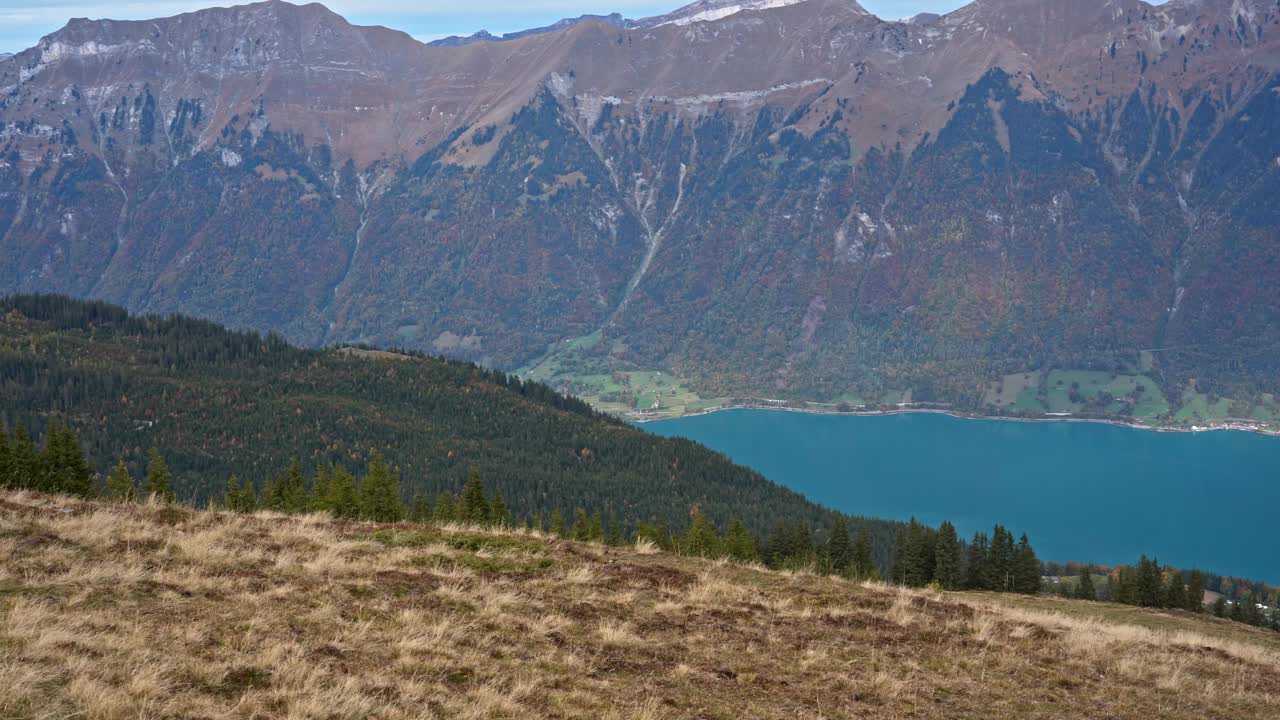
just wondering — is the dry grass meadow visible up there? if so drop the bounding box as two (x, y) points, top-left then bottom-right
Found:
(1, 489), (1278, 719)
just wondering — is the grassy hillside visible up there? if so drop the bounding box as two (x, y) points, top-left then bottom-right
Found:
(2, 490), (1277, 719)
(0, 295), (891, 545)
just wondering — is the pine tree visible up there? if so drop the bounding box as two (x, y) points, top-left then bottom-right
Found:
(933, 521), (962, 589)
(965, 531), (989, 590)
(358, 451), (402, 522)
(145, 447), (174, 501)
(826, 516), (852, 574)
(1077, 566), (1096, 601)
(549, 508), (566, 537)
(724, 516), (758, 562)
(1013, 533), (1041, 594)
(851, 526), (876, 580)
(588, 511), (605, 542)
(106, 459), (135, 502)
(682, 507), (721, 558)
(1186, 570), (1205, 613)
(489, 490), (510, 527)
(459, 468), (490, 524)
(1164, 570), (1187, 610)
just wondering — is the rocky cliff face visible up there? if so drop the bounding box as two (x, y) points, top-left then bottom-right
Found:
(1, 0), (1278, 410)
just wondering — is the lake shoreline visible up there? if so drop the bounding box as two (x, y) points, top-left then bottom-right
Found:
(631, 402), (1280, 437)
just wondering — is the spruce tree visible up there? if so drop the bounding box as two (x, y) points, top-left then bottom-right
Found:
(1211, 596), (1227, 617)
(634, 521), (668, 549)
(0, 427), (10, 489)
(106, 460), (135, 502)
(826, 516), (852, 574)
(238, 476), (259, 512)
(1136, 556), (1163, 607)
(37, 420), (65, 494)
(8, 423), (38, 490)
(571, 509), (591, 541)
(459, 468), (490, 524)
(311, 465), (333, 513)
(1244, 594), (1264, 626)
(965, 532), (990, 590)
(682, 507), (721, 558)
(903, 520), (936, 587)
(549, 508), (566, 537)
(1230, 596), (1247, 623)
(588, 511), (605, 542)
(1013, 533), (1041, 594)
(145, 447), (174, 501)
(224, 474), (243, 511)
(606, 512), (624, 546)
(327, 467), (358, 519)
(1116, 567), (1139, 605)
(281, 459), (308, 514)
(359, 451), (403, 522)
(987, 526), (1015, 592)
(933, 521), (962, 589)
(490, 490), (510, 527)
(1186, 570), (1205, 613)
(1076, 566), (1096, 601)
(409, 494), (432, 523)
(891, 525), (909, 584)
(1164, 570), (1187, 610)
(851, 526), (876, 580)
(433, 491), (457, 523)
(52, 424), (91, 497)
(724, 516), (758, 563)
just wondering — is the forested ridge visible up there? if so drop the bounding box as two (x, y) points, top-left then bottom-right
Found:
(0, 294), (899, 552)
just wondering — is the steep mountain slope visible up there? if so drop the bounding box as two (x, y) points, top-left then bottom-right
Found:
(1, 0), (1278, 418)
(0, 295), (875, 541)
(3, 490), (1279, 719)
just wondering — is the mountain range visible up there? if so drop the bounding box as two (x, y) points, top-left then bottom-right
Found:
(1, 0), (1278, 419)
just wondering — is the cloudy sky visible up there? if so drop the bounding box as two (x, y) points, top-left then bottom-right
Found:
(0, 1), (969, 55)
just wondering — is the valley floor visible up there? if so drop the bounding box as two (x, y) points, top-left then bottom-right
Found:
(2, 490), (1278, 719)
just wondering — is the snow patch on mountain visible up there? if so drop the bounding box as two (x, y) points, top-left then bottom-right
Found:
(652, 0), (817, 28)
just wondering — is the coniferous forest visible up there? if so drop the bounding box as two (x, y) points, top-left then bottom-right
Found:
(0, 295), (897, 556)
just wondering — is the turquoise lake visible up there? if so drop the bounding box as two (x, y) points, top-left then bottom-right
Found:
(645, 410), (1280, 583)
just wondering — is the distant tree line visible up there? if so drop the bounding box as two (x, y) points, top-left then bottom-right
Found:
(1045, 557), (1279, 633)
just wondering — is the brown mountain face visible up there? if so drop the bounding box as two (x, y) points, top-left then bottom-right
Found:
(1, 0), (1279, 416)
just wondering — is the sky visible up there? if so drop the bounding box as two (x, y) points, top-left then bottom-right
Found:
(0, 0), (970, 56)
